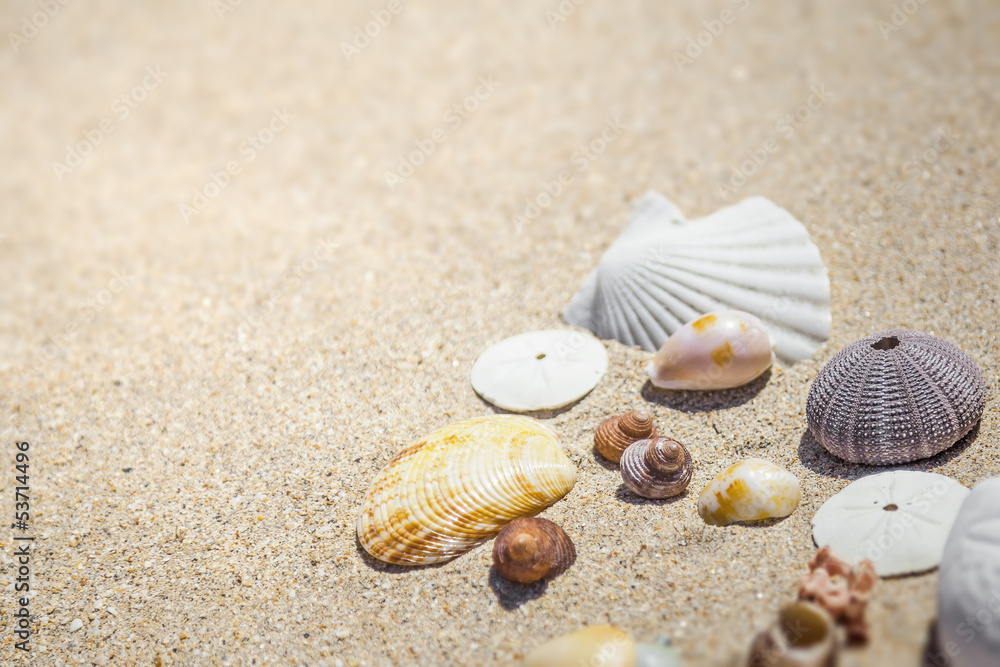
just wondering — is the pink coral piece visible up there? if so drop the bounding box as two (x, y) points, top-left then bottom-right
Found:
(799, 546), (878, 645)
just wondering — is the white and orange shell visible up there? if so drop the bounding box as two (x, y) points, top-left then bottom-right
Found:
(357, 416), (577, 566)
(698, 458), (800, 526)
(646, 310), (775, 390)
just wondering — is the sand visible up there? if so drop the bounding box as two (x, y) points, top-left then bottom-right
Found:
(2, 1), (999, 665)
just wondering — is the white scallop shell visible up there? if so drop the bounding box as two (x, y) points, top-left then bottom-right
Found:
(811, 471), (969, 577)
(562, 191), (830, 365)
(697, 458), (800, 526)
(645, 309), (775, 390)
(470, 329), (608, 412)
(937, 478), (1000, 667)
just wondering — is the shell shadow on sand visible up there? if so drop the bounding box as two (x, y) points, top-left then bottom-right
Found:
(797, 422), (981, 481)
(354, 535), (450, 574)
(640, 369), (771, 413)
(487, 566), (553, 610)
(614, 483), (689, 507)
(476, 393), (583, 420)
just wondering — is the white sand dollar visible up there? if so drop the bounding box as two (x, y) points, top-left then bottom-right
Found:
(470, 329), (608, 412)
(811, 471), (969, 577)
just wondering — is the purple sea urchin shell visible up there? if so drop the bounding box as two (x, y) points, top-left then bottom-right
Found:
(806, 329), (987, 465)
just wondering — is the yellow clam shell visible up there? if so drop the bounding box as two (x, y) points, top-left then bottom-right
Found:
(524, 626), (635, 667)
(357, 416), (577, 565)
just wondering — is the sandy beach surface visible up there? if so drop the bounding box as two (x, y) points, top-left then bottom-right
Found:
(2, 1), (999, 665)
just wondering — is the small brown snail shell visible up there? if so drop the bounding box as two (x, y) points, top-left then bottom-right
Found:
(620, 437), (693, 499)
(491, 517), (576, 584)
(595, 410), (658, 463)
(747, 601), (837, 667)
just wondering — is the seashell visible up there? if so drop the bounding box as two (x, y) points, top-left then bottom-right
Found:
(470, 329), (608, 412)
(595, 409), (658, 463)
(620, 437), (693, 499)
(937, 478), (1000, 667)
(636, 637), (684, 667)
(798, 546), (878, 645)
(811, 470), (969, 577)
(357, 416), (577, 565)
(492, 517), (576, 584)
(562, 191), (830, 366)
(747, 601), (837, 667)
(524, 625), (635, 667)
(698, 458), (800, 526)
(645, 309), (775, 390)
(806, 329), (987, 465)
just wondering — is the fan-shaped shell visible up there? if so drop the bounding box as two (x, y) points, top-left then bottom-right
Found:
(620, 437), (693, 499)
(562, 191), (830, 365)
(492, 517), (576, 584)
(806, 329), (987, 465)
(937, 478), (1000, 667)
(357, 416), (577, 565)
(594, 410), (658, 463)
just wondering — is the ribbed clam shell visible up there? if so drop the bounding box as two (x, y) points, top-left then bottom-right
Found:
(562, 192), (830, 365)
(594, 410), (658, 463)
(357, 416), (577, 566)
(620, 437), (693, 499)
(937, 478), (1000, 666)
(806, 329), (987, 465)
(492, 517), (576, 584)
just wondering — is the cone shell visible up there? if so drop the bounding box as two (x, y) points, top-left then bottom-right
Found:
(492, 517), (576, 584)
(806, 329), (987, 464)
(524, 626), (635, 667)
(620, 437), (693, 499)
(698, 458), (800, 526)
(357, 416), (577, 566)
(595, 410), (658, 463)
(646, 310), (775, 390)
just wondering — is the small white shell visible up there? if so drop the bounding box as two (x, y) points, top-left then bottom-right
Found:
(562, 192), (830, 365)
(698, 458), (800, 526)
(470, 329), (608, 412)
(524, 625), (635, 667)
(811, 471), (969, 577)
(645, 310), (775, 390)
(937, 478), (1000, 666)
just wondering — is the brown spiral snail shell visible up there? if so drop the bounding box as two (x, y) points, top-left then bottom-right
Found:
(594, 410), (658, 463)
(491, 517), (576, 584)
(620, 437), (693, 499)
